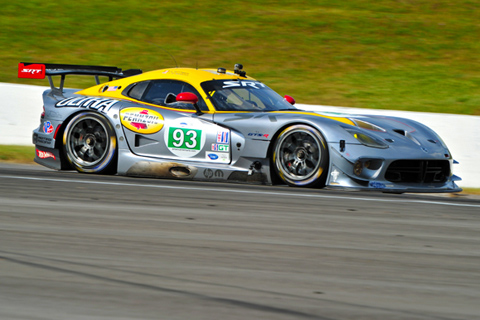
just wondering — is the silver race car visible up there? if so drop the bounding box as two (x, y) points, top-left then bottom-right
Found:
(19, 62), (461, 193)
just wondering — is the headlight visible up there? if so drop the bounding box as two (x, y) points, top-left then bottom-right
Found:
(343, 128), (389, 149)
(349, 118), (386, 132)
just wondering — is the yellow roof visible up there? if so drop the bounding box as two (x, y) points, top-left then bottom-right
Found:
(76, 67), (254, 99)
(75, 67), (354, 125)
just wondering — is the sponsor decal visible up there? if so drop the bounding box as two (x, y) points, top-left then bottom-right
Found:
(207, 153), (219, 160)
(164, 118), (206, 158)
(248, 132), (269, 139)
(206, 152), (229, 163)
(204, 169), (213, 178)
(36, 136), (53, 145)
(43, 121), (54, 134)
(18, 63), (45, 79)
(222, 81), (266, 89)
(330, 169), (340, 183)
(120, 108), (164, 134)
(211, 144), (229, 152)
(369, 182), (386, 189)
(203, 169), (224, 179)
(36, 149), (55, 160)
(56, 97), (119, 112)
(169, 70), (189, 76)
(217, 130), (230, 143)
(107, 86), (120, 91)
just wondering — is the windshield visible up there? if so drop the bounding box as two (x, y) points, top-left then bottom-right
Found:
(201, 80), (296, 112)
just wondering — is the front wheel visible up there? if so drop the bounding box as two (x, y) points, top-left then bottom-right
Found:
(63, 112), (117, 174)
(273, 125), (329, 187)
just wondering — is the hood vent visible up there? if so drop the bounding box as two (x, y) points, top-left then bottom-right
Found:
(392, 129), (420, 145)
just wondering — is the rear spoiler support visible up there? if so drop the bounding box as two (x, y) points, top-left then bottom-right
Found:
(18, 62), (142, 93)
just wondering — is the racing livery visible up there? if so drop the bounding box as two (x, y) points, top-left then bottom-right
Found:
(19, 62), (461, 193)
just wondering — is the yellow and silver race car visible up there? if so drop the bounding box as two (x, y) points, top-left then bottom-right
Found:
(19, 62), (461, 193)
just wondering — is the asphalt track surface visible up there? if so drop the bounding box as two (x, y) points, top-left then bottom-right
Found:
(1, 163), (479, 320)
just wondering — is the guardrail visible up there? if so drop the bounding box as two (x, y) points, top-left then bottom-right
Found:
(1, 82), (478, 188)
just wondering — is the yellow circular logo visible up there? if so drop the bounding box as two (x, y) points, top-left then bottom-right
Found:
(120, 108), (164, 134)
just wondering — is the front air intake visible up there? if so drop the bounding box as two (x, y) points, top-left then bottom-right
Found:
(385, 160), (450, 183)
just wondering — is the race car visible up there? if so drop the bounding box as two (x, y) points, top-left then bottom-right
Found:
(18, 62), (461, 193)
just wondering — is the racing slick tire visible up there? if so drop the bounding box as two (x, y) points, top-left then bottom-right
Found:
(63, 112), (117, 174)
(273, 124), (329, 187)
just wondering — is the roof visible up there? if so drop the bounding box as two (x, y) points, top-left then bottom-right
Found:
(76, 67), (255, 98)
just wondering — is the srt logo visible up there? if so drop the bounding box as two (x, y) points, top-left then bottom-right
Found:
(222, 81), (266, 89)
(21, 68), (42, 74)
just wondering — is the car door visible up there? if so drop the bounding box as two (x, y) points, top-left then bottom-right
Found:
(120, 79), (232, 164)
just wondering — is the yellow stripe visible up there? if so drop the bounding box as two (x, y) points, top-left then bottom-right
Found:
(270, 111), (355, 125)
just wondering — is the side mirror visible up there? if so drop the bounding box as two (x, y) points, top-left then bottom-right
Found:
(176, 92), (202, 115)
(284, 95), (295, 105)
(176, 92), (199, 104)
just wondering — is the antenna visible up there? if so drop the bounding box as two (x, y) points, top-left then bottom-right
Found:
(149, 42), (178, 68)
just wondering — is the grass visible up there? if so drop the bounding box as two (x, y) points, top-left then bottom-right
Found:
(1, 0), (480, 114)
(0, 145), (35, 163)
(462, 188), (480, 196)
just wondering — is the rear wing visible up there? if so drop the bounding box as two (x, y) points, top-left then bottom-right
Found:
(18, 62), (142, 92)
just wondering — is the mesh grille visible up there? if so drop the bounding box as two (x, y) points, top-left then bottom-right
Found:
(385, 160), (450, 183)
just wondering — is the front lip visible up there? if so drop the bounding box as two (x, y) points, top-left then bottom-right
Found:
(326, 184), (463, 193)
(327, 164), (462, 193)
(327, 142), (459, 193)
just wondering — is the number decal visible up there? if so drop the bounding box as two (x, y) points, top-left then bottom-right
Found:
(172, 129), (184, 147)
(168, 127), (201, 150)
(164, 117), (221, 159)
(185, 130), (197, 148)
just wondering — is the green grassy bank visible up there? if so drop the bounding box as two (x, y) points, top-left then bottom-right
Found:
(0, 145), (35, 163)
(1, 1), (480, 114)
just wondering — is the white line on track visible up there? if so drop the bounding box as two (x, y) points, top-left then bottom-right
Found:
(2, 174), (479, 208)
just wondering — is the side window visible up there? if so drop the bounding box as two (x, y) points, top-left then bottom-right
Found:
(124, 81), (150, 100)
(142, 80), (209, 111)
(234, 89), (266, 109)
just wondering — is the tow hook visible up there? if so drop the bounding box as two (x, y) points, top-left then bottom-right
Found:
(248, 161), (262, 176)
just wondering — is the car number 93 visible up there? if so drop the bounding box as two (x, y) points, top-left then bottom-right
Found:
(169, 128), (201, 150)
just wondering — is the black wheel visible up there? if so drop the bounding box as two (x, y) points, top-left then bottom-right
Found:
(63, 112), (117, 174)
(273, 124), (329, 187)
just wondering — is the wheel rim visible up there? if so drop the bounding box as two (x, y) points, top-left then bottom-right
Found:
(275, 127), (324, 184)
(66, 116), (109, 167)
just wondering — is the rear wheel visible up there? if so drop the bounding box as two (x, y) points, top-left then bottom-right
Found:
(273, 125), (328, 187)
(63, 112), (117, 174)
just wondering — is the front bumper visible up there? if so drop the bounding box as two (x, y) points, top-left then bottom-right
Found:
(326, 145), (462, 193)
